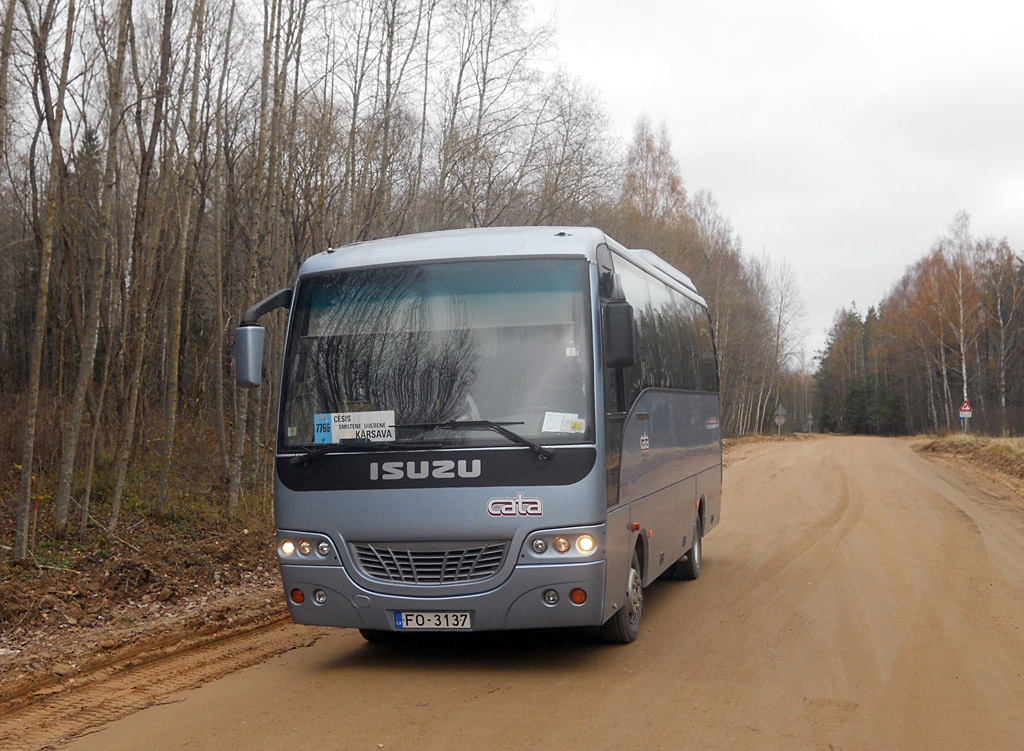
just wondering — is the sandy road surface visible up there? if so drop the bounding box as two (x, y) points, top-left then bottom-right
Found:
(5, 436), (1024, 750)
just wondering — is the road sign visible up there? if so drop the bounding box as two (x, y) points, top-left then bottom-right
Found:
(959, 399), (972, 419)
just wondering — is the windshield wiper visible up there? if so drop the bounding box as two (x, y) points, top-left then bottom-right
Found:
(287, 440), (447, 466)
(396, 420), (554, 462)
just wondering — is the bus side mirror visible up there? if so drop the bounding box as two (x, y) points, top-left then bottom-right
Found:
(604, 301), (636, 369)
(235, 287), (292, 388)
(236, 325), (266, 388)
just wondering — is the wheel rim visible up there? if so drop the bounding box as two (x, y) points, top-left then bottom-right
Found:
(626, 566), (643, 624)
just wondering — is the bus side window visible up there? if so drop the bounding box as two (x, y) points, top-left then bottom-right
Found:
(695, 307), (719, 392)
(646, 278), (678, 389)
(669, 288), (700, 390)
(615, 259), (652, 406)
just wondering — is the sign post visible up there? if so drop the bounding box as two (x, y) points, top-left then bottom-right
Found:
(958, 399), (973, 434)
(774, 404), (787, 436)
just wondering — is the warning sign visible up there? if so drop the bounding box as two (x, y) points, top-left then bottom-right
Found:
(959, 400), (972, 419)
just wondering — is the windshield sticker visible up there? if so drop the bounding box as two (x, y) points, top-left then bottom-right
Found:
(314, 410), (396, 444)
(287, 426), (298, 437)
(542, 411), (585, 433)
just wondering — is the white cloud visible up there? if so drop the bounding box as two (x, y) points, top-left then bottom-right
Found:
(539, 0), (1024, 354)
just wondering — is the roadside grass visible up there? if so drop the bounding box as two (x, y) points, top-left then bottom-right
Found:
(723, 432), (818, 450)
(919, 434), (1024, 481)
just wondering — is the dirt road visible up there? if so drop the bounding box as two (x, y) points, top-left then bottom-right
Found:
(5, 436), (1024, 750)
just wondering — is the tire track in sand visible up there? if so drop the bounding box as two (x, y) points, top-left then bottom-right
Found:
(0, 621), (325, 751)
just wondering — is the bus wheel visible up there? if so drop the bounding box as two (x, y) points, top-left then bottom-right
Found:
(600, 552), (643, 643)
(359, 628), (398, 644)
(672, 518), (702, 580)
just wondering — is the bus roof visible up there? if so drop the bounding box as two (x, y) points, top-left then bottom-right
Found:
(297, 227), (706, 306)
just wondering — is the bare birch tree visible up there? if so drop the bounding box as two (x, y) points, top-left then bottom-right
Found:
(52, 0), (131, 538)
(14, 0), (77, 561)
(155, 0), (206, 519)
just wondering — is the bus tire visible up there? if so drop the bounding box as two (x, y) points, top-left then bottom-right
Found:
(672, 517), (702, 580)
(600, 552), (643, 643)
(359, 628), (398, 644)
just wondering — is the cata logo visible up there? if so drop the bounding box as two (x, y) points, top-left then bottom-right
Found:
(487, 492), (543, 517)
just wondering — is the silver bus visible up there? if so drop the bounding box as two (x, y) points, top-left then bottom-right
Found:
(236, 227), (721, 643)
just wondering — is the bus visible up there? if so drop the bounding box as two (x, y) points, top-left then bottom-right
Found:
(236, 227), (721, 643)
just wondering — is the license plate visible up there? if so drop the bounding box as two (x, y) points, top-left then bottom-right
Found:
(395, 611), (471, 630)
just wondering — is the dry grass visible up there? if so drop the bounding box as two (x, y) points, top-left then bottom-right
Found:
(723, 432), (819, 451)
(918, 434), (1024, 481)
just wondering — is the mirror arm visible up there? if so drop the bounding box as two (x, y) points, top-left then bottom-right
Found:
(241, 288), (293, 326)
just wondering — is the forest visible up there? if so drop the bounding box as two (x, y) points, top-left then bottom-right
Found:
(0, 0), (807, 562)
(814, 211), (1023, 437)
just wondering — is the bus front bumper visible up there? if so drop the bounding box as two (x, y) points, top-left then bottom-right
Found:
(279, 560), (606, 632)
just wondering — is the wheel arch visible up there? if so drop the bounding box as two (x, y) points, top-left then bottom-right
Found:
(634, 531), (649, 584)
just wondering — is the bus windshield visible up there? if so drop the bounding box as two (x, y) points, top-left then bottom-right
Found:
(279, 258), (594, 451)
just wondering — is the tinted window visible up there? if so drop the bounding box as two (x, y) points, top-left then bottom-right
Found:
(669, 289), (701, 390)
(615, 259), (652, 405)
(694, 306), (718, 392)
(613, 256), (708, 398)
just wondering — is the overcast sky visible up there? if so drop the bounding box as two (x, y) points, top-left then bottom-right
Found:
(532, 0), (1024, 360)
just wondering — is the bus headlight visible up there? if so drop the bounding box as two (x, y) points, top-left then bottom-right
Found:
(575, 535), (596, 555)
(522, 526), (604, 561)
(277, 531), (339, 565)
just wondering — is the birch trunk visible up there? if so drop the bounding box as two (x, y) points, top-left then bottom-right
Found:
(0, 0), (16, 154)
(212, 0), (237, 476)
(79, 327), (112, 538)
(53, 0), (131, 537)
(939, 347), (952, 429)
(155, 0), (206, 519)
(107, 0), (174, 535)
(14, 0), (76, 561)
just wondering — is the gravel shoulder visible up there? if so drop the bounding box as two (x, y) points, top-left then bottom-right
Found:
(0, 526), (285, 710)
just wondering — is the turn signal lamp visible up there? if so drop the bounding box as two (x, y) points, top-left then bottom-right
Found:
(280, 540), (295, 556)
(553, 536), (571, 554)
(290, 588), (305, 604)
(570, 588), (587, 605)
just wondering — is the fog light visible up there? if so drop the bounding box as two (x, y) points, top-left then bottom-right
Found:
(280, 540), (295, 556)
(532, 538), (548, 554)
(290, 588), (305, 604)
(317, 541), (331, 556)
(553, 536), (570, 553)
(313, 589), (327, 604)
(298, 540), (312, 556)
(575, 534), (596, 555)
(570, 588), (587, 605)
(543, 589), (559, 605)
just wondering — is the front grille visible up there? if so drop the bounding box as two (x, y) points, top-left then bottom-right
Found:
(350, 541), (509, 585)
